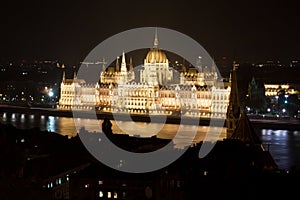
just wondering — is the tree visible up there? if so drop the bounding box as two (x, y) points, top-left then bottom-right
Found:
(247, 77), (267, 114)
(287, 94), (300, 117)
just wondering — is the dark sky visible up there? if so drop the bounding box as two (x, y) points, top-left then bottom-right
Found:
(1, 0), (299, 66)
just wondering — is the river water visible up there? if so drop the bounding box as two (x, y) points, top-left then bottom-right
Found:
(1, 112), (299, 171)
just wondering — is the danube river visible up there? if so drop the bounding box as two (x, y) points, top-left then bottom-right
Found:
(0, 111), (300, 171)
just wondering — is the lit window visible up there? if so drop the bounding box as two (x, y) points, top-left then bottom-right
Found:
(99, 191), (104, 198)
(107, 192), (112, 198)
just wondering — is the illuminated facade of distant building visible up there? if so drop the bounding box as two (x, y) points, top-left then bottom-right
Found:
(264, 84), (298, 96)
(58, 33), (231, 118)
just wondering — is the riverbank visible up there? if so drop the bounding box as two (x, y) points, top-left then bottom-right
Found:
(248, 117), (300, 131)
(0, 105), (222, 126)
(1, 105), (300, 129)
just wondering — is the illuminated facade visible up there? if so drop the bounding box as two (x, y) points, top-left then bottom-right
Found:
(100, 52), (135, 85)
(264, 84), (298, 96)
(58, 33), (231, 118)
(180, 57), (218, 87)
(140, 32), (173, 85)
(58, 72), (97, 109)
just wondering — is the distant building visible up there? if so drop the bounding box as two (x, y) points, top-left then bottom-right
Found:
(264, 84), (298, 97)
(264, 83), (300, 116)
(254, 60), (285, 68)
(247, 77), (267, 113)
(58, 32), (231, 118)
(290, 60), (300, 68)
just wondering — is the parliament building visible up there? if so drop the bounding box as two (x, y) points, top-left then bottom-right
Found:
(58, 33), (231, 118)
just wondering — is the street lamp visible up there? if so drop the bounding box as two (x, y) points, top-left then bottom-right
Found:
(48, 89), (54, 97)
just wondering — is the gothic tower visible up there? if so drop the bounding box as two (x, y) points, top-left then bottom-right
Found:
(226, 61), (241, 138)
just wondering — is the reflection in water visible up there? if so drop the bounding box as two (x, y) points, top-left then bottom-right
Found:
(261, 129), (300, 171)
(0, 112), (299, 170)
(46, 116), (56, 133)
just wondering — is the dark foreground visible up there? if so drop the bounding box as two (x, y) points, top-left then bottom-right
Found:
(0, 122), (299, 200)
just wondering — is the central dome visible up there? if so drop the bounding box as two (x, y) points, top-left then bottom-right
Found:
(145, 48), (168, 64)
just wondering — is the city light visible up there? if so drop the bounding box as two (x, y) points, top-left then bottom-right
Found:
(48, 90), (54, 97)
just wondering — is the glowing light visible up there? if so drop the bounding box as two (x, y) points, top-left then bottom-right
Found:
(48, 91), (54, 97)
(282, 108), (286, 113)
(99, 191), (104, 197)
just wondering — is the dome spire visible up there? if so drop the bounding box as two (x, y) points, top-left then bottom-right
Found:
(154, 27), (159, 48)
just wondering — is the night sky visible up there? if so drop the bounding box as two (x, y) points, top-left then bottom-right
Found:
(1, 0), (299, 66)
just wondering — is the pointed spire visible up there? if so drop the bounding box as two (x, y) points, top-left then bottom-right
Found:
(115, 56), (120, 72)
(102, 57), (106, 72)
(196, 56), (203, 73)
(154, 27), (159, 48)
(121, 51), (127, 73)
(250, 76), (256, 86)
(182, 65), (187, 73)
(233, 60), (239, 71)
(229, 61), (240, 110)
(226, 61), (241, 138)
(182, 58), (186, 73)
(62, 71), (65, 83)
(73, 70), (77, 80)
(129, 56), (133, 71)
